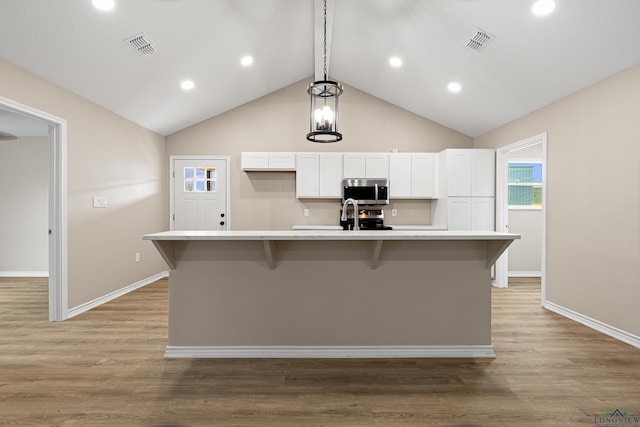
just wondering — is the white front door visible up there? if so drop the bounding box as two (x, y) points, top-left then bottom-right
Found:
(172, 156), (229, 231)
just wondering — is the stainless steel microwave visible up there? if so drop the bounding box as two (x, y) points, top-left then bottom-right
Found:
(342, 178), (389, 205)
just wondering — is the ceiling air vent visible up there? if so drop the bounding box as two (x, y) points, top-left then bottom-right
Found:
(465, 29), (495, 52)
(125, 33), (156, 57)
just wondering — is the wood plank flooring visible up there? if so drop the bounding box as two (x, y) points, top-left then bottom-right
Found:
(1, 277), (639, 426)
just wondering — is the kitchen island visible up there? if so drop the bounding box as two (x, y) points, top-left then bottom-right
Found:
(144, 230), (519, 358)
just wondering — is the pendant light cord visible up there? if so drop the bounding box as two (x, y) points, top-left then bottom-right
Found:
(323, 0), (328, 81)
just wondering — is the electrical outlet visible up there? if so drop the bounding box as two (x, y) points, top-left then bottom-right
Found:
(135, 252), (141, 263)
(391, 209), (398, 217)
(303, 208), (310, 217)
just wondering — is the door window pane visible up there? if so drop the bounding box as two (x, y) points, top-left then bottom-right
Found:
(184, 167), (217, 192)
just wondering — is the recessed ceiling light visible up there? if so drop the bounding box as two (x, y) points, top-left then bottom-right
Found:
(180, 80), (195, 91)
(389, 57), (402, 68)
(532, 0), (555, 16)
(447, 82), (462, 93)
(92, 0), (115, 11)
(240, 56), (254, 67)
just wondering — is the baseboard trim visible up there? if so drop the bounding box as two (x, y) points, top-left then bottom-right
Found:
(67, 271), (169, 319)
(508, 271), (542, 278)
(0, 271), (49, 277)
(544, 301), (640, 349)
(164, 345), (496, 359)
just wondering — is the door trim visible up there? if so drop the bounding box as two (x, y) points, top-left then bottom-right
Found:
(0, 95), (68, 321)
(495, 133), (547, 304)
(169, 155), (231, 231)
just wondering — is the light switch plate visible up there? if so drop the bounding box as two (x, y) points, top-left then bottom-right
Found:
(93, 196), (108, 208)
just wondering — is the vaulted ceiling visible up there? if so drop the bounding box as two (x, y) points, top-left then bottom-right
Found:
(1, 0), (639, 138)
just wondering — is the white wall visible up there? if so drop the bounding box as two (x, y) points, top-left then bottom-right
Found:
(166, 78), (473, 230)
(474, 63), (640, 338)
(0, 136), (48, 273)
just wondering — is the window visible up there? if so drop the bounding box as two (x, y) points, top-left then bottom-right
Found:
(184, 167), (217, 192)
(508, 161), (542, 208)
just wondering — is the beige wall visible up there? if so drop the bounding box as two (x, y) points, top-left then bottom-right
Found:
(0, 137), (48, 272)
(166, 78), (472, 230)
(0, 58), (168, 308)
(474, 64), (640, 337)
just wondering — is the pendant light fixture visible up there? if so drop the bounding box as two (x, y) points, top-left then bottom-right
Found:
(306, 0), (343, 143)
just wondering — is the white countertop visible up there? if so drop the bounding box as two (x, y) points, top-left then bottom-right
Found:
(144, 229), (519, 241)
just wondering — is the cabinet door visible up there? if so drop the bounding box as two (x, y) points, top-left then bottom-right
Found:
(241, 152), (269, 170)
(268, 152), (296, 170)
(319, 153), (343, 198)
(343, 153), (366, 178)
(412, 153), (436, 198)
(365, 153), (389, 179)
(471, 197), (495, 231)
(447, 151), (472, 196)
(389, 153), (412, 198)
(448, 198), (472, 231)
(471, 150), (495, 197)
(295, 154), (319, 197)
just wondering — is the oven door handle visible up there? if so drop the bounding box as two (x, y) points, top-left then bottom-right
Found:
(374, 183), (378, 202)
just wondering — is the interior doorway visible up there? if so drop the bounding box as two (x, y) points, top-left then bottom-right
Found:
(0, 96), (68, 321)
(495, 133), (547, 303)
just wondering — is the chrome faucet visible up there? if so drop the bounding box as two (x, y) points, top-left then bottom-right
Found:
(341, 198), (359, 230)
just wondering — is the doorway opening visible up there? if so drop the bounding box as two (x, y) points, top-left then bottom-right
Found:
(495, 133), (547, 304)
(0, 96), (68, 321)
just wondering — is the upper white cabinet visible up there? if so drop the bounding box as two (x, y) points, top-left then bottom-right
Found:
(295, 153), (320, 197)
(296, 153), (343, 198)
(319, 153), (344, 197)
(343, 153), (389, 179)
(365, 153), (389, 179)
(389, 154), (412, 197)
(471, 150), (495, 197)
(241, 152), (296, 171)
(343, 153), (366, 178)
(441, 149), (495, 197)
(389, 153), (437, 199)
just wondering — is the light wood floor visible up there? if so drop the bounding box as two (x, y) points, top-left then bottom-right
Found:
(1, 277), (639, 426)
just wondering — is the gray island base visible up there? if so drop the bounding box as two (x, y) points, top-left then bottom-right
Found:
(144, 230), (519, 359)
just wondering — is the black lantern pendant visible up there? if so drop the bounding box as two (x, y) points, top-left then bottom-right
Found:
(306, 0), (343, 143)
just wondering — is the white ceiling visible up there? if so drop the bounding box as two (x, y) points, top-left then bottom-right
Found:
(1, 0), (639, 138)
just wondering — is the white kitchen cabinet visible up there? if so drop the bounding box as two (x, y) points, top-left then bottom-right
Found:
(241, 152), (296, 171)
(343, 153), (389, 179)
(295, 153), (319, 197)
(389, 153), (437, 199)
(241, 152), (269, 170)
(365, 153), (389, 179)
(447, 198), (472, 231)
(471, 150), (495, 197)
(389, 153), (412, 197)
(296, 153), (343, 198)
(442, 149), (495, 197)
(447, 197), (495, 231)
(471, 197), (495, 230)
(343, 153), (366, 178)
(319, 153), (343, 197)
